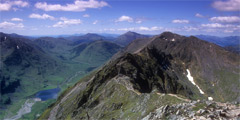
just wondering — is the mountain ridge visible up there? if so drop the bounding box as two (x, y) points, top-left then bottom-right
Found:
(39, 32), (240, 120)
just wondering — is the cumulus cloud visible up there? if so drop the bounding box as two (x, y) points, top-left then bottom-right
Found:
(83, 14), (90, 17)
(115, 16), (134, 22)
(172, 19), (189, 24)
(35, 0), (108, 12)
(11, 18), (23, 21)
(93, 20), (98, 24)
(210, 16), (240, 23)
(200, 23), (240, 33)
(29, 13), (55, 20)
(212, 0), (240, 11)
(117, 27), (135, 31)
(195, 13), (204, 18)
(201, 23), (224, 28)
(139, 26), (162, 31)
(115, 16), (145, 24)
(135, 20), (142, 24)
(53, 17), (82, 27)
(116, 26), (162, 31)
(0, 1), (28, 11)
(0, 21), (24, 29)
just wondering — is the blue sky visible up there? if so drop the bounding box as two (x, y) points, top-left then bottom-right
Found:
(0, 0), (239, 36)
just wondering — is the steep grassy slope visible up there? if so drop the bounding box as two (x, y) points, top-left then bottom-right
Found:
(0, 33), (123, 119)
(40, 32), (240, 119)
(0, 33), (63, 113)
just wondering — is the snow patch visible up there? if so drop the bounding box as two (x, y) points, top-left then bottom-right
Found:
(208, 97), (213, 101)
(186, 69), (205, 94)
(171, 38), (175, 41)
(5, 36), (7, 40)
(17, 45), (19, 49)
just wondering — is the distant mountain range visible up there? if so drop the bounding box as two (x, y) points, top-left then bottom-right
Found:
(40, 32), (240, 120)
(195, 35), (240, 47)
(1, 31), (240, 119)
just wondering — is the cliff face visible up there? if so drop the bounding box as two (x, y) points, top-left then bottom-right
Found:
(40, 32), (240, 120)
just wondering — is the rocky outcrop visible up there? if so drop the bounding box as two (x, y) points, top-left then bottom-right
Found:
(143, 100), (240, 120)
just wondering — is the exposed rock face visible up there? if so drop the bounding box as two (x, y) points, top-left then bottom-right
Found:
(39, 32), (240, 120)
(143, 100), (240, 120)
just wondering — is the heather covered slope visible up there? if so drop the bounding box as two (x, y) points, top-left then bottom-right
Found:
(40, 32), (240, 119)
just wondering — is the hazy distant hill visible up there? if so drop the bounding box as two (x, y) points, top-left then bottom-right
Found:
(114, 31), (149, 46)
(64, 33), (113, 45)
(224, 44), (240, 54)
(70, 40), (122, 67)
(195, 35), (240, 47)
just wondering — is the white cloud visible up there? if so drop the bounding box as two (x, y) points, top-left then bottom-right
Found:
(116, 26), (162, 31)
(172, 19), (189, 24)
(11, 18), (23, 21)
(0, 3), (11, 11)
(210, 16), (240, 23)
(224, 30), (234, 33)
(136, 20), (142, 24)
(139, 26), (162, 31)
(201, 23), (240, 33)
(0, 1), (28, 11)
(118, 27), (135, 31)
(200, 23), (240, 33)
(53, 17), (82, 28)
(201, 23), (224, 28)
(83, 14), (90, 17)
(0, 21), (24, 29)
(195, 13), (204, 18)
(212, 0), (240, 11)
(93, 20), (98, 24)
(35, 0), (108, 12)
(29, 13), (55, 20)
(116, 15), (133, 22)
(183, 26), (199, 31)
(102, 28), (115, 31)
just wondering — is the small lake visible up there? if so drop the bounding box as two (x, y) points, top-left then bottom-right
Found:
(35, 88), (61, 101)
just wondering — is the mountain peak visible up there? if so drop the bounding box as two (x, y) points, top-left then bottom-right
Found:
(115, 31), (148, 46)
(158, 31), (182, 39)
(124, 31), (140, 36)
(84, 33), (102, 36)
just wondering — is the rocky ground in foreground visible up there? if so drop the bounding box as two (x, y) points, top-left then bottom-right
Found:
(143, 100), (240, 120)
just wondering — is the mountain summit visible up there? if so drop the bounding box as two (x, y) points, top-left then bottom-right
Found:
(40, 32), (240, 120)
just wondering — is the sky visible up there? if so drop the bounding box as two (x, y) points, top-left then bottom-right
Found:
(0, 0), (240, 36)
